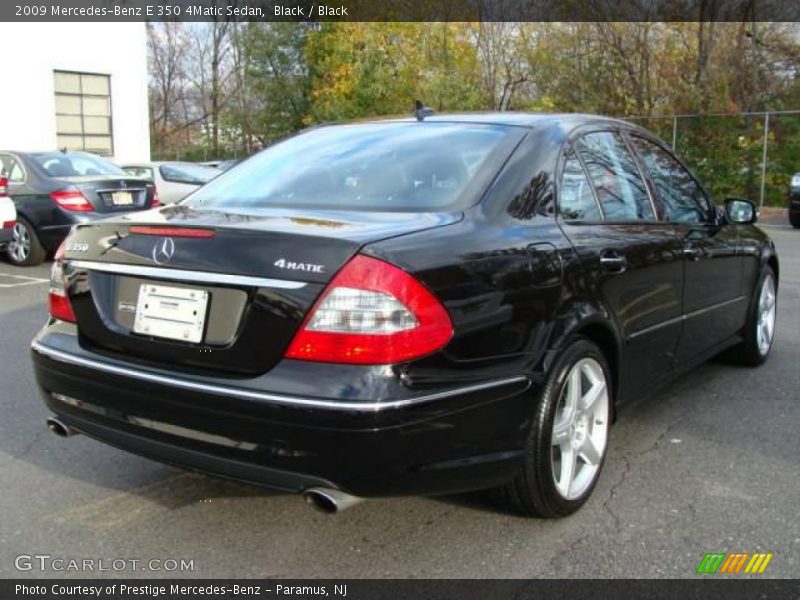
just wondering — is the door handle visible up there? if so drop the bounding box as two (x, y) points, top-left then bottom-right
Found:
(683, 245), (702, 261)
(599, 250), (627, 273)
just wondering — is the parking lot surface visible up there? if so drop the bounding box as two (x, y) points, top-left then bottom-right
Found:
(1, 226), (798, 579)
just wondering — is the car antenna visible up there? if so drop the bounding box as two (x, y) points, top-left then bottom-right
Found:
(414, 100), (434, 122)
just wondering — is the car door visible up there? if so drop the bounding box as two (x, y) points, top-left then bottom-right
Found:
(627, 135), (745, 363)
(557, 129), (684, 398)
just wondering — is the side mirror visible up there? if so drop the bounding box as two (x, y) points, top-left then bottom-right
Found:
(725, 197), (757, 224)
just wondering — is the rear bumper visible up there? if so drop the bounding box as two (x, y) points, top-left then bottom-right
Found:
(37, 223), (74, 252)
(32, 328), (533, 497)
(0, 226), (12, 245)
(37, 213), (103, 252)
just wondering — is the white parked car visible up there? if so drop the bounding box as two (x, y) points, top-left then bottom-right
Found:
(120, 162), (220, 204)
(0, 172), (17, 251)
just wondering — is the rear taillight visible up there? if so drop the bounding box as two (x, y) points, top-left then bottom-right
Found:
(0, 176), (8, 197)
(50, 189), (92, 212)
(1, 220), (14, 229)
(48, 242), (76, 323)
(150, 186), (162, 207)
(285, 255), (453, 365)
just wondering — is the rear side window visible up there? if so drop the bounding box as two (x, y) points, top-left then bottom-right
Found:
(629, 136), (709, 223)
(576, 131), (654, 221)
(160, 163), (218, 185)
(184, 123), (521, 212)
(9, 161), (24, 182)
(0, 155), (24, 182)
(559, 151), (601, 221)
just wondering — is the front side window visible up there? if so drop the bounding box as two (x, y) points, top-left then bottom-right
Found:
(629, 136), (709, 224)
(559, 151), (602, 221)
(184, 123), (522, 212)
(54, 71), (113, 155)
(576, 131), (655, 221)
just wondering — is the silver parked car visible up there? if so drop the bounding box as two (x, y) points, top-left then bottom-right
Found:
(120, 162), (220, 204)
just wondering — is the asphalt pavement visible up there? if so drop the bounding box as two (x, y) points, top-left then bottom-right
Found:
(0, 225), (798, 579)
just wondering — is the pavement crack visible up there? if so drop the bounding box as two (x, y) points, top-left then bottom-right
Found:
(547, 531), (591, 574)
(602, 454), (631, 532)
(0, 427), (48, 467)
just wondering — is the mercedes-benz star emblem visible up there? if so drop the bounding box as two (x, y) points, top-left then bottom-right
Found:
(152, 238), (175, 265)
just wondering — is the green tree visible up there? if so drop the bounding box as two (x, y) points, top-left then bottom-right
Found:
(237, 23), (311, 146)
(305, 23), (485, 123)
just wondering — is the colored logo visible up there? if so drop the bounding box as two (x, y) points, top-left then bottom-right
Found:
(696, 552), (773, 574)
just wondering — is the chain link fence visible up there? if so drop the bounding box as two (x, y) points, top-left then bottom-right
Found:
(626, 110), (800, 208)
(151, 145), (248, 163)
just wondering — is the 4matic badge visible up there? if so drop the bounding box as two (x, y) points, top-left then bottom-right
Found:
(273, 259), (325, 274)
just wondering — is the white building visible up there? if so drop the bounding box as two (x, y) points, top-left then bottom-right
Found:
(0, 23), (150, 163)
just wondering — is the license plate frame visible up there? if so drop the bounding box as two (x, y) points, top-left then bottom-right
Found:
(111, 191), (134, 206)
(133, 283), (209, 343)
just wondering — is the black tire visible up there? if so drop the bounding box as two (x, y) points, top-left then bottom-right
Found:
(498, 337), (612, 518)
(6, 217), (46, 266)
(790, 214), (800, 229)
(725, 266), (777, 367)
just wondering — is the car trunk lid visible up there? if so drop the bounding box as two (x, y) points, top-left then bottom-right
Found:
(62, 205), (460, 375)
(60, 176), (154, 212)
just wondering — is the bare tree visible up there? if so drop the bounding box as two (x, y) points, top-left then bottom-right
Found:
(187, 21), (237, 156)
(473, 22), (529, 110)
(147, 22), (191, 153)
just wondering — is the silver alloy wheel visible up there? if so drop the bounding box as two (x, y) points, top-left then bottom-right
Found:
(756, 273), (777, 356)
(551, 357), (609, 500)
(8, 222), (30, 263)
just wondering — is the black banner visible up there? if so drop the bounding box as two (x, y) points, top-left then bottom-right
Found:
(4, 0), (800, 22)
(4, 580), (800, 600)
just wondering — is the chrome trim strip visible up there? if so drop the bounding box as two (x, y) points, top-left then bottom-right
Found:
(31, 341), (529, 412)
(69, 260), (307, 290)
(627, 295), (745, 341)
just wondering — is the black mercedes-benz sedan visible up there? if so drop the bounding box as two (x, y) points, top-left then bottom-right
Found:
(31, 113), (779, 517)
(0, 150), (159, 266)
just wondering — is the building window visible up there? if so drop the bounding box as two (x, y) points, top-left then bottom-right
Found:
(54, 71), (113, 155)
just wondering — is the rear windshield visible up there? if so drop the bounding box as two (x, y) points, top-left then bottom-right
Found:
(184, 123), (520, 212)
(32, 152), (125, 178)
(159, 163), (219, 185)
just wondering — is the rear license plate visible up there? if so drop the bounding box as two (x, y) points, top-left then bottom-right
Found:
(133, 283), (209, 343)
(111, 191), (134, 206)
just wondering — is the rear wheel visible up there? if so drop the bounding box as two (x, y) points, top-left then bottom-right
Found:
(790, 213), (800, 228)
(727, 266), (777, 366)
(499, 338), (611, 517)
(6, 218), (46, 266)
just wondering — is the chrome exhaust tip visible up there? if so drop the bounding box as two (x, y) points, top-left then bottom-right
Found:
(303, 487), (363, 514)
(46, 417), (78, 438)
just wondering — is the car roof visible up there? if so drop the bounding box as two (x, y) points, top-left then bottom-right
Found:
(356, 111), (636, 130)
(121, 161), (213, 167)
(0, 150), (96, 157)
